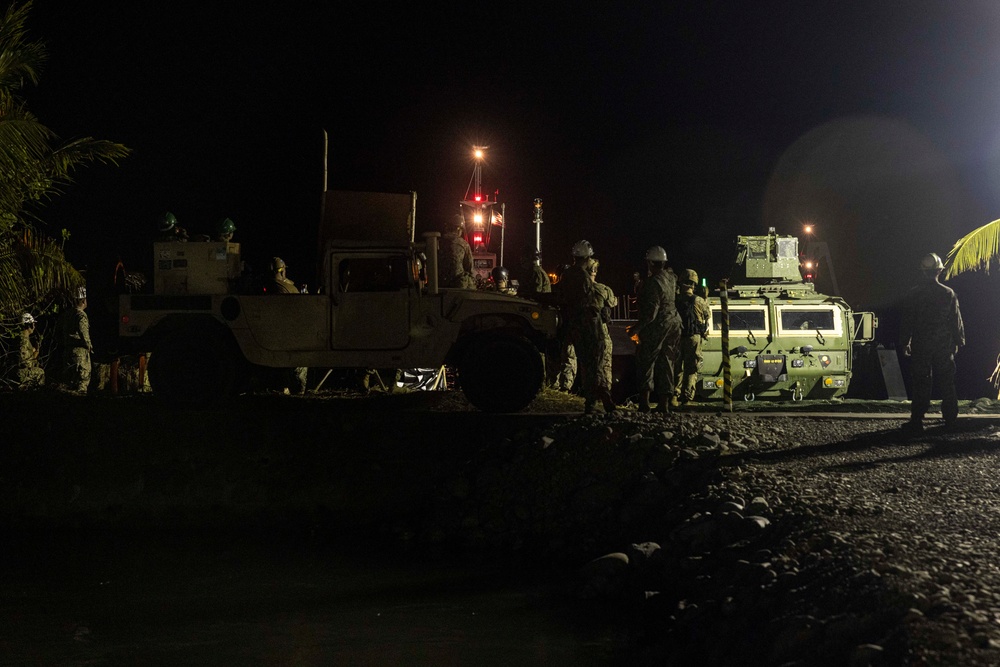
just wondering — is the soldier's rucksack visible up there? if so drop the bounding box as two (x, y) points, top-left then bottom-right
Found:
(679, 296), (708, 337)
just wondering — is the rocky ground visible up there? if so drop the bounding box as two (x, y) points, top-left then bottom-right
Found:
(4, 387), (1000, 665)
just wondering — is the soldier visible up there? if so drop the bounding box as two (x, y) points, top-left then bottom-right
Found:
(438, 215), (476, 289)
(557, 240), (616, 415)
(549, 263), (577, 391)
(672, 268), (710, 407)
(18, 312), (45, 389)
(899, 252), (965, 433)
(588, 258), (618, 396)
(215, 217), (236, 242)
(156, 211), (188, 242)
(488, 266), (516, 294)
(627, 246), (681, 413)
(267, 257), (299, 294)
(517, 250), (552, 298)
(265, 257), (308, 393)
(58, 287), (93, 394)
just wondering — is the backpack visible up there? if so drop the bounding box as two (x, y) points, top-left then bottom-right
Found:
(679, 296), (707, 337)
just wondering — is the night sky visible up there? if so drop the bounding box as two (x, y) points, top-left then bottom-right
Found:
(23, 2), (1000, 397)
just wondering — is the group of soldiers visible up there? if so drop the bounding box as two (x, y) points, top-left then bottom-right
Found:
(17, 286), (93, 393)
(435, 213), (713, 414)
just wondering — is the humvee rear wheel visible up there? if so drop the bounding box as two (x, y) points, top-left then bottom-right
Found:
(459, 333), (543, 413)
(148, 327), (243, 403)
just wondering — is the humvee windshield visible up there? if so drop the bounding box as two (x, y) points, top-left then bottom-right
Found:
(711, 308), (767, 332)
(776, 306), (840, 334)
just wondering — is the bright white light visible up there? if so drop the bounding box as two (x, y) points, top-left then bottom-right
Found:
(474, 213), (483, 224)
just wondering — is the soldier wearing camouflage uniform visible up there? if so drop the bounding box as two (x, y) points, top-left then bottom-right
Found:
(438, 216), (476, 289)
(18, 313), (45, 389)
(548, 263), (576, 391)
(672, 269), (710, 407)
(627, 246), (681, 413)
(518, 250), (552, 297)
(557, 241), (616, 415)
(266, 257), (308, 393)
(899, 252), (965, 432)
(588, 259), (618, 393)
(59, 289), (93, 393)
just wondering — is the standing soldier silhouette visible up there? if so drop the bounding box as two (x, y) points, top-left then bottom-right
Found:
(672, 268), (710, 407)
(58, 287), (93, 394)
(627, 246), (681, 413)
(557, 240), (616, 415)
(899, 252), (965, 433)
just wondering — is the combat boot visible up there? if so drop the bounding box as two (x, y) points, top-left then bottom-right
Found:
(670, 396), (680, 408)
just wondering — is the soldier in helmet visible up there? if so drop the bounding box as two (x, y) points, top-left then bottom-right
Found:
(266, 257), (299, 294)
(488, 266), (515, 294)
(57, 287), (93, 394)
(627, 246), (681, 413)
(438, 215), (476, 289)
(264, 257), (308, 393)
(672, 268), (710, 407)
(156, 211), (188, 242)
(215, 217), (236, 242)
(556, 240), (616, 415)
(899, 252), (965, 433)
(588, 258), (618, 396)
(18, 312), (45, 389)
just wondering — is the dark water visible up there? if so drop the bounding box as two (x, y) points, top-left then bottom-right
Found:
(0, 530), (619, 667)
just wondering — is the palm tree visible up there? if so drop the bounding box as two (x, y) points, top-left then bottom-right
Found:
(943, 217), (1000, 394)
(943, 218), (1000, 280)
(0, 1), (130, 323)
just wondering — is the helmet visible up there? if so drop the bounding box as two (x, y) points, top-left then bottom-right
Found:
(216, 217), (236, 235)
(491, 266), (509, 283)
(682, 269), (699, 285)
(451, 214), (466, 232)
(645, 246), (668, 262)
(571, 240), (594, 257)
(271, 257), (287, 273)
(158, 211), (177, 232)
(920, 253), (944, 271)
(21, 312), (35, 326)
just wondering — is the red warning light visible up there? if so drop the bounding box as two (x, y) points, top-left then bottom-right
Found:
(473, 232), (483, 245)
(474, 195), (482, 202)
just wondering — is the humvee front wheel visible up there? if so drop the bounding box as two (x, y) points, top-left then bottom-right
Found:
(148, 326), (244, 403)
(459, 333), (543, 413)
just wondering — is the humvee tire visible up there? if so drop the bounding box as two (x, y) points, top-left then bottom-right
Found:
(459, 332), (544, 413)
(148, 325), (244, 403)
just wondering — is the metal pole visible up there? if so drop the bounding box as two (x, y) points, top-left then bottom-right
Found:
(533, 198), (543, 255)
(500, 202), (505, 267)
(720, 278), (732, 412)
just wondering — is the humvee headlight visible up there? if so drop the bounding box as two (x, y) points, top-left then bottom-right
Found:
(531, 311), (540, 320)
(822, 376), (845, 387)
(743, 359), (756, 368)
(791, 359), (804, 368)
(703, 378), (724, 389)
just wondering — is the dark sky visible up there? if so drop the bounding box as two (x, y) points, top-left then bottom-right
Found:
(23, 1), (1000, 396)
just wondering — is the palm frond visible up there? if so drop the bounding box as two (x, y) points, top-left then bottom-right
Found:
(944, 218), (1000, 279)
